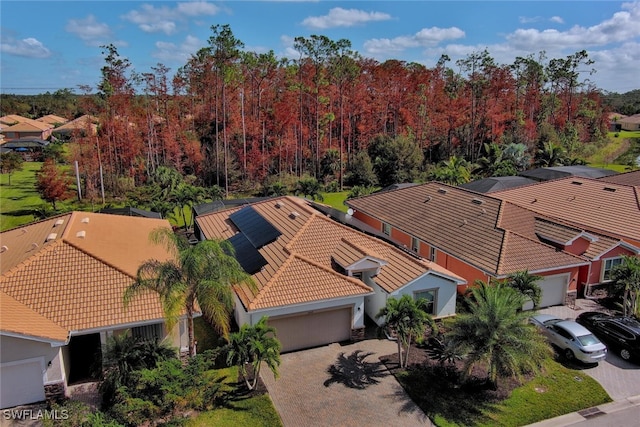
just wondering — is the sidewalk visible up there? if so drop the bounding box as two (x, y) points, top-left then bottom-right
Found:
(527, 394), (640, 426)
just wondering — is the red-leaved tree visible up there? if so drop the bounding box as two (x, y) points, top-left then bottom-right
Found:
(36, 159), (73, 210)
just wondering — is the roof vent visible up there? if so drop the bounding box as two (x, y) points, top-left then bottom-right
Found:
(81, 217), (90, 223)
(54, 219), (64, 227)
(31, 243), (39, 250)
(571, 181), (583, 185)
(437, 188), (448, 194)
(424, 196), (432, 203)
(46, 233), (57, 242)
(276, 200), (286, 208)
(461, 219), (468, 226)
(603, 187), (616, 192)
(0, 245), (8, 253)
(289, 211), (300, 219)
(471, 198), (484, 205)
(76, 230), (86, 238)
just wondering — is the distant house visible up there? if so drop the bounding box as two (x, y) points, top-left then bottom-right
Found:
(619, 114), (640, 131)
(608, 112), (626, 132)
(195, 196), (465, 353)
(36, 115), (69, 127)
(51, 115), (99, 140)
(98, 206), (162, 219)
(0, 137), (49, 161)
(518, 165), (618, 182)
(0, 117), (53, 141)
(598, 169), (640, 187)
(0, 213), (190, 409)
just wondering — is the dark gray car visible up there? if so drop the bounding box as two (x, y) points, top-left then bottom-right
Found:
(576, 311), (640, 362)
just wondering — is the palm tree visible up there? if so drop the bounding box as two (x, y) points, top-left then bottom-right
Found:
(505, 270), (543, 310)
(124, 228), (254, 356)
(226, 316), (281, 390)
(534, 141), (568, 167)
(610, 256), (640, 317)
(447, 282), (551, 389)
(294, 177), (324, 201)
(376, 295), (436, 368)
(428, 155), (471, 185)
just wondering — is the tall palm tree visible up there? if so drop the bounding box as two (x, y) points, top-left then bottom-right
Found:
(610, 256), (640, 317)
(376, 295), (436, 368)
(447, 282), (551, 388)
(124, 228), (254, 356)
(505, 270), (543, 310)
(226, 316), (281, 390)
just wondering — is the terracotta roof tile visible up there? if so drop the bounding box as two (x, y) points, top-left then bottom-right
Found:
(0, 291), (68, 343)
(598, 170), (640, 187)
(36, 115), (69, 125)
(493, 176), (640, 244)
(1, 118), (53, 132)
(196, 196), (464, 310)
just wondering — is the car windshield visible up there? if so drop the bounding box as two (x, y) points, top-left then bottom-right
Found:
(577, 334), (600, 346)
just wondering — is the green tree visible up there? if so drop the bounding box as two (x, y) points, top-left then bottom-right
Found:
(447, 282), (551, 388)
(428, 155), (472, 185)
(170, 183), (204, 230)
(345, 151), (377, 187)
(505, 270), (543, 310)
(534, 141), (568, 167)
(368, 135), (423, 187)
(376, 294), (435, 368)
(124, 228), (254, 356)
(294, 177), (324, 201)
(226, 316), (281, 390)
(0, 151), (24, 186)
(263, 181), (289, 197)
(610, 256), (640, 317)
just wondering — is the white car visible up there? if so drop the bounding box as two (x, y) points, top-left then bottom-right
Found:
(530, 314), (607, 364)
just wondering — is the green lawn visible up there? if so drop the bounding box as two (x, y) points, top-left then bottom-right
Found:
(320, 191), (349, 212)
(0, 162), (46, 231)
(187, 366), (283, 427)
(396, 358), (611, 427)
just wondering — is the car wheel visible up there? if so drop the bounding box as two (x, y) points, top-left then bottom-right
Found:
(620, 348), (632, 361)
(564, 348), (575, 361)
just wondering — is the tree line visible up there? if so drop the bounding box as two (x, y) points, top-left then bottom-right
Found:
(2, 25), (616, 200)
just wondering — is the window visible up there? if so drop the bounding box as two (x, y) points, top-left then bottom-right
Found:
(603, 257), (623, 281)
(132, 323), (163, 342)
(352, 271), (363, 281)
(382, 222), (391, 236)
(414, 289), (437, 315)
(429, 247), (437, 262)
(411, 237), (419, 253)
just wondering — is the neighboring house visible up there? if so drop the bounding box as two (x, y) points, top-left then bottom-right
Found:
(0, 213), (190, 409)
(0, 137), (49, 161)
(0, 115), (28, 127)
(98, 206), (162, 219)
(346, 182), (640, 308)
(51, 115), (99, 140)
(0, 117), (53, 141)
(619, 114), (640, 131)
(519, 165), (618, 182)
(493, 176), (640, 247)
(459, 176), (537, 193)
(36, 115), (69, 127)
(195, 196), (465, 353)
(608, 112), (626, 132)
(598, 169), (640, 187)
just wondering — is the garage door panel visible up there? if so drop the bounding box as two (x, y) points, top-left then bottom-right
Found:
(523, 274), (568, 310)
(1, 360), (45, 409)
(269, 308), (351, 352)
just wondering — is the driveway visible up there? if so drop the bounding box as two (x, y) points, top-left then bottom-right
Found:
(539, 299), (640, 401)
(261, 338), (432, 427)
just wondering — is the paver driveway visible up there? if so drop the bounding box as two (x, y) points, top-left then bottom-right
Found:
(261, 338), (432, 427)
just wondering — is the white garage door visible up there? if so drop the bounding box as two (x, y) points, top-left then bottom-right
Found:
(268, 307), (352, 353)
(524, 274), (568, 310)
(0, 359), (45, 409)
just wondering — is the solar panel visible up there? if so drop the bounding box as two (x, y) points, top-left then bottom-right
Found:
(226, 233), (268, 274)
(229, 206), (281, 248)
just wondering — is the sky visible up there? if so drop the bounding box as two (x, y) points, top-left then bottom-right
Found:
(1, 1), (639, 95)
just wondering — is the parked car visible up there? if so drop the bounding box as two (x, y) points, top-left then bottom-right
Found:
(576, 311), (640, 362)
(530, 314), (607, 364)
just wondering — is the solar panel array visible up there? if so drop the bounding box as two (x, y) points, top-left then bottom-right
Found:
(226, 206), (281, 274)
(229, 206), (281, 248)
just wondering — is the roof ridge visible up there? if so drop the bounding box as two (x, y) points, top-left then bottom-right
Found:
(61, 239), (138, 280)
(290, 251), (373, 293)
(506, 230), (589, 262)
(337, 237), (381, 260)
(284, 209), (316, 252)
(0, 239), (64, 282)
(248, 252), (296, 309)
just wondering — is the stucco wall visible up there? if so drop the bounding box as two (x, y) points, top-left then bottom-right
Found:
(391, 274), (458, 319)
(0, 336), (59, 365)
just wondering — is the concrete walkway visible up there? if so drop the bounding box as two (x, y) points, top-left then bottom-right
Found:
(261, 338), (432, 427)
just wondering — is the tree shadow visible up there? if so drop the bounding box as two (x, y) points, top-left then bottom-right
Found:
(323, 350), (389, 389)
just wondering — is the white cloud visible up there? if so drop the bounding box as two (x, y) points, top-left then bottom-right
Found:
(550, 16), (564, 24)
(123, 2), (219, 35)
(302, 7), (391, 29)
(519, 16), (542, 24)
(364, 27), (465, 56)
(153, 35), (203, 63)
(507, 1), (640, 50)
(0, 37), (51, 58)
(65, 15), (113, 46)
